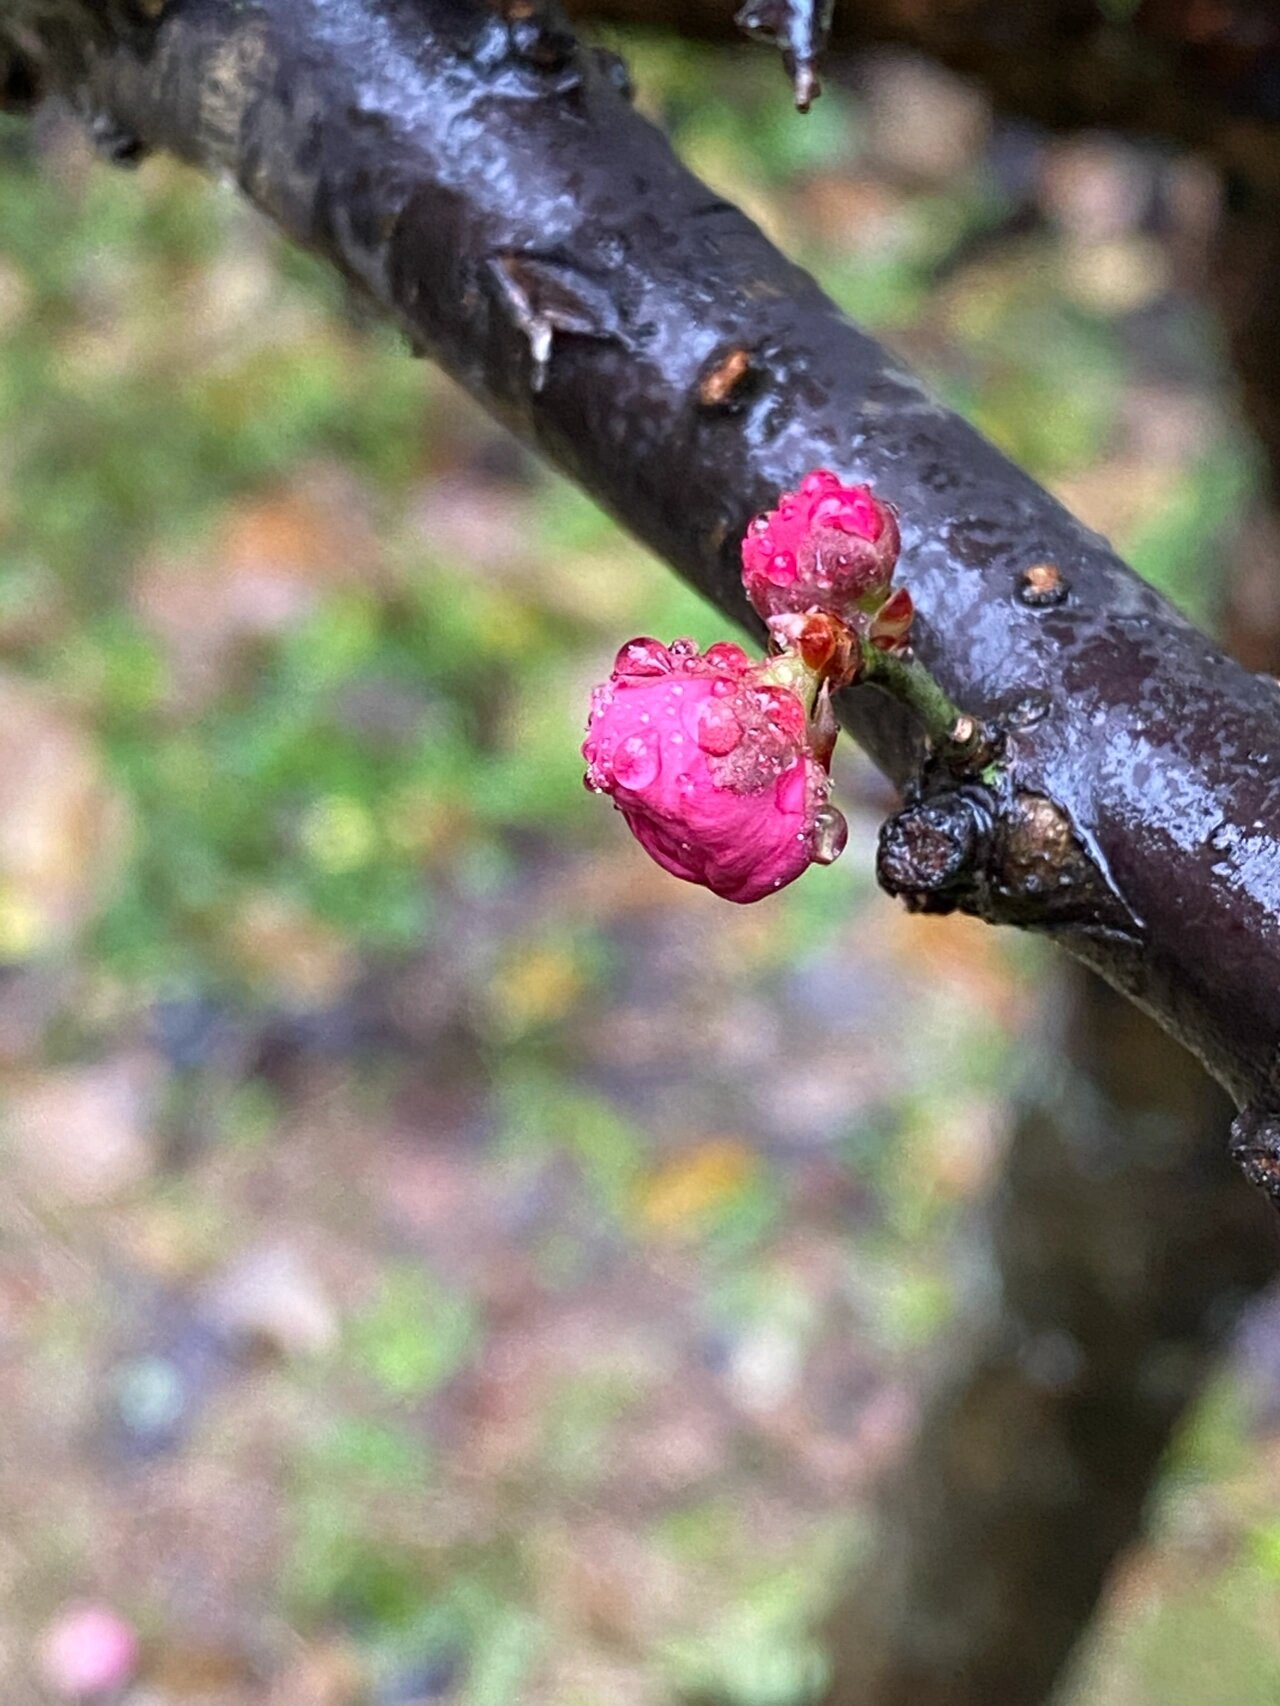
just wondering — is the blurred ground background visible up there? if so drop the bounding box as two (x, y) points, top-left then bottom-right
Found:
(1, 28), (1279, 1706)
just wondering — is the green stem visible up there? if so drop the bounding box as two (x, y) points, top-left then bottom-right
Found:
(861, 641), (993, 769)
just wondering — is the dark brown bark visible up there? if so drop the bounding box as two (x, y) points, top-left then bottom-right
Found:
(7, 0), (1279, 1144)
(820, 970), (1278, 1706)
(567, 0), (1280, 187)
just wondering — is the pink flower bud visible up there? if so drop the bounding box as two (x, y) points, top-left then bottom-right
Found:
(741, 469), (901, 624)
(583, 638), (845, 903)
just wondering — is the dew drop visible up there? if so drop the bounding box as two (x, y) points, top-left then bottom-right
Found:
(695, 699), (743, 756)
(704, 642), (749, 674)
(615, 637), (671, 676)
(613, 731), (660, 790)
(765, 550), (797, 587)
(811, 804), (848, 865)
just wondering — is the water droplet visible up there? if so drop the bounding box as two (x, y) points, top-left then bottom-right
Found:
(613, 731), (660, 790)
(615, 637), (671, 676)
(695, 699), (743, 755)
(669, 637), (698, 659)
(704, 642), (749, 674)
(811, 804), (848, 865)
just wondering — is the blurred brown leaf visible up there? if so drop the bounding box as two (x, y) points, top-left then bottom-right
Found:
(0, 672), (129, 959)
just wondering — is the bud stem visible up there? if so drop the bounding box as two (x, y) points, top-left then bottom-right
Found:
(861, 642), (997, 771)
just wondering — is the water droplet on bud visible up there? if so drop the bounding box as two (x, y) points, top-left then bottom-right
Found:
(613, 731), (660, 790)
(616, 638), (670, 676)
(811, 804), (848, 865)
(704, 642), (750, 675)
(695, 699), (743, 755)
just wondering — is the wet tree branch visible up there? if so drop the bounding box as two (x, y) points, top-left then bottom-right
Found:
(5, 0), (1280, 1170)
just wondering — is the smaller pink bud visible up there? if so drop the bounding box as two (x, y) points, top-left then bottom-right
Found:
(38, 1605), (139, 1699)
(583, 638), (845, 903)
(740, 470), (901, 625)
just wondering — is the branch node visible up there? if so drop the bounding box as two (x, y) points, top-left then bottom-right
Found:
(1018, 562), (1071, 608)
(696, 344), (758, 411)
(877, 791), (988, 910)
(879, 780), (1143, 940)
(488, 252), (622, 392)
(472, 9), (582, 89)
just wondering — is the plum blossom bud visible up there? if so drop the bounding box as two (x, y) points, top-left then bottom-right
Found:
(740, 469), (901, 627)
(583, 637), (846, 903)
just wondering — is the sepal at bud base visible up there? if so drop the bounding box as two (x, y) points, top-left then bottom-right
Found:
(766, 609), (859, 686)
(868, 585), (914, 654)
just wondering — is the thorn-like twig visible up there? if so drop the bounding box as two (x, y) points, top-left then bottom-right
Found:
(733, 0), (834, 110)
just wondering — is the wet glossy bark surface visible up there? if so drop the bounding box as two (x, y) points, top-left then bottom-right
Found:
(7, 0), (1280, 1121)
